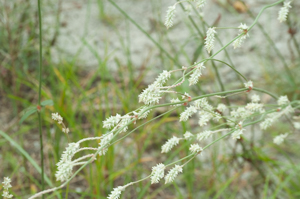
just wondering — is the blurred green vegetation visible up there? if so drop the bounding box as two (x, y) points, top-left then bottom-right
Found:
(1, 0), (300, 198)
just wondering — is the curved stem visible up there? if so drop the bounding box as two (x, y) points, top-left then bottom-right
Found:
(37, 0), (44, 197)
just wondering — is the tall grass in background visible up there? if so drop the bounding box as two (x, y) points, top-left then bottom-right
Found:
(1, 0), (300, 198)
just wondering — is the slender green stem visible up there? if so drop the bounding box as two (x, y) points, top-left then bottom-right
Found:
(108, 0), (180, 66)
(37, 0), (44, 197)
(247, 9), (296, 87)
(252, 87), (278, 100)
(205, 58), (248, 81)
(65, 183), (69, 199)
(248, 0), (284, 31)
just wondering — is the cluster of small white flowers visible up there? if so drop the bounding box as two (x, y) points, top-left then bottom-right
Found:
(273, 133), (288, 145)
(139, 70), (171, 105)
(98, 132), (114, 156)
(197, 130), (212, 141)
(52, 112), (63, 124)
(277, 95), (290, 106)
(55, 142), (80, 182)
(62, 128), (70, 134)
(2, 177), (13, 198)
(260, 116), (276, 130)
(161, 136), (180, 153)
(107, 186), (125, 199)
(182, 92), (191, 99)
(245, 102), (264, 113)
(189, 143), (203, 153)
(205, 27), (217, 54)
(251, 94), (260, 103)
(193, 98), (221, 126)
(165, 5), (176, 29)
(189, 63), (206, 86)
(52, 112), (70, 134)
(151, 163), (165, 184)
(294, 122), (300, 129)
(194, 98), (212, 109)
(260, 96), (294, 130)
(184, 131), (194, 140)
(198, 112), (213, 126)
(231, 128), (245, 140)
(231, 107), (252, 120)
(230, 122), (245, 140)
(103, 114), (122, 129)
(136, 106), (151, 119)
(170, 98), (182, 106)
(217, 103), (227, 113)
(244, 80), (253, 89)
(179, 106), (197, 121)
(118, 116), (131, 133)
(278, 1), (291, 23)
(233, 23), (249, 49)
(165, 165), (183, 184)
(196, 0), (207, 8)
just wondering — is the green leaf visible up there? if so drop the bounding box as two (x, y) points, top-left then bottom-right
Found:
(41, 99), (54, 107)
(19, 108), (37, 124)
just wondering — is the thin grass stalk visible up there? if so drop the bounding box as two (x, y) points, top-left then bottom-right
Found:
(37, 0), (45, 197)
(107, 0), (180, 66)
(247, 9), (296, 88)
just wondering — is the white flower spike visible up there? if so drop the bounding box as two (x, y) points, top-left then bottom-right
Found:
(205, 27), (217, 54)
(165, 5), (176, 29)
(165, 165), (183, 184)
(151, 163), (165, 184)
(233, 23), (249, 49)
(273, 133), (288, 145)
(278, 1), (292, 23)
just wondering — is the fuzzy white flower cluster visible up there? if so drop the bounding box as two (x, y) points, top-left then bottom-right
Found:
(260, 96), (294, 130)
(277, 95), (290, 106)
(217, 103), (227, 113)
(273, 133), (288, 145)
(170, 98), (182, 106)
(52, 112), (70, 134)
(165, 5), (176, 29)
(294, 122), (300, 130)
(103, 114), (122, 129)
(194, 98), (221, 126)
(165, 165), (183, 184)
(139, 70), (171, 105)
(233, 23), (249, 49)
(107, 186), (125, 199)
(103, 114), (132, 134)
(135, 106), (152, 119)
(161, 136), (180, 153)
(52, 112), (63, 124)
(196, 0), (207, 8)
(55, 142), (80, 182)
(251, 94), (260, 103)
(189, 63), (206, 86)
(231, 122), (245, 140)
(99, 132), (114, 156)
(189, 143), (203, 153)
(164, 0), (207, 28)
(244, 80), (253, 90)
(184, 131), (194, 140)
(151, 163), (165, 184)
(179, 106), (197, 121)
(197, 130), (213, 141)
(278, 1), (291, 23)
(231, 107), (253, 120)
(245, 94), (264, 113)
(2, 177), (13, 198)
(205, 27), (217, 54)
